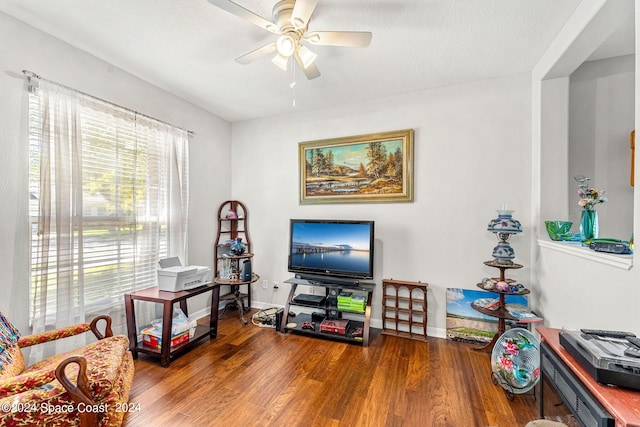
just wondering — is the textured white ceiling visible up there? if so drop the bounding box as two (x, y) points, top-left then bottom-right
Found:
(0, 0), (631, 122)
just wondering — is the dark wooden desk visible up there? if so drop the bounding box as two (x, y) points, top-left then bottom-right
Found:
(537, 327), (640, 427)
(124, 283), (220, 367)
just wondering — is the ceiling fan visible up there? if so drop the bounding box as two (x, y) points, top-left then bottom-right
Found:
(207, 0), (372, 79)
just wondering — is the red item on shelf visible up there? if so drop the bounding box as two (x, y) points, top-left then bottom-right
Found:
(320, 319), (350, 335)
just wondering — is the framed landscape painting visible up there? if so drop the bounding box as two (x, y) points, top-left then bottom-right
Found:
(299, 129), (414, 204)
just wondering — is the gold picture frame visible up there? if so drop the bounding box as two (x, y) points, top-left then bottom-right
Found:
(299, 129), (414, 204)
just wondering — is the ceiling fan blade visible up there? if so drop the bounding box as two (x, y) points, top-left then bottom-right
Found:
(207, 0), (279, 34)
(295, 55), (321, 80)
(291, 0), (318, 29)
(235, 42), (277, 64)
(305, 31), (372, 47)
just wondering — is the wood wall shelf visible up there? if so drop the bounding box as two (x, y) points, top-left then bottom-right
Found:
(381, 279), (428, 342)
(214, 200), (256, 324)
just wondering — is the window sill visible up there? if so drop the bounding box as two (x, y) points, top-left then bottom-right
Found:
(537, 239), (633, 270)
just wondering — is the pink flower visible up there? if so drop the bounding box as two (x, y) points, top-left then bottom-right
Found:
(499, 356), (514, 370)
(502, 340), (519, 355)
(574, 175), (607, 210)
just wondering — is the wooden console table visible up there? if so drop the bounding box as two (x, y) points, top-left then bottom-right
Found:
(537, 327), (640, 427)
(124, 283), (220, 367)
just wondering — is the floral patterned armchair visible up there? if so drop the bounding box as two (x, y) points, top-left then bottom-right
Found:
(0, 312), (134, 426)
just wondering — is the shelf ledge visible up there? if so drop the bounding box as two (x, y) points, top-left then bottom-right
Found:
(537, 239), (633, 270)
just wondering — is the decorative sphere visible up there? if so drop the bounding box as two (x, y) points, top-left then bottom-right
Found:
(481, 278), (495, 290)
(495, 281), (510, 292)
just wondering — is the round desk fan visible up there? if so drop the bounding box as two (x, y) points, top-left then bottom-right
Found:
(491, 328), (540, 399)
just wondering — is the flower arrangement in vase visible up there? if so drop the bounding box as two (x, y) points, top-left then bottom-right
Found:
(575, 175), (607, 240)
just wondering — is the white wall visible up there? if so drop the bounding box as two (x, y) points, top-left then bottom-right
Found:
(569, 55), (635, 239)
(532, 0), (640, 334)
(231, 73), (533, 337)
(0, 12), (231, 333)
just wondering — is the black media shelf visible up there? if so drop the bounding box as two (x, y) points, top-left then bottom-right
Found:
(283, 313), (365, 344)
(280, 278), (374, 346)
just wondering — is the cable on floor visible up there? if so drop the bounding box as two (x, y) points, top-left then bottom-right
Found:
(252, 307), (279, 328)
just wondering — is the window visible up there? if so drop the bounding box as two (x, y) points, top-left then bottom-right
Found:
(28, 78), (189, 327)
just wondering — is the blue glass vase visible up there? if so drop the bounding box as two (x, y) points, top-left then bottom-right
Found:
(580, 210), (598, 240)
(230, 237), (245, 255)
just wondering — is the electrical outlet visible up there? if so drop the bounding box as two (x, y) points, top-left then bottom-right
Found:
(273, 281), (279, 289)
(262, 279), (268, 289)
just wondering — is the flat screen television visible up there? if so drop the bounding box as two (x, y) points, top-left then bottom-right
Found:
(287, 219), (375, 284)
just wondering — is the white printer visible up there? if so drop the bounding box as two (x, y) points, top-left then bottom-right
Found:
(157, 257), (213, 292)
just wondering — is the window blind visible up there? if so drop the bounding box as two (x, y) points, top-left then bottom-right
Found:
(28, 83), (188, 323)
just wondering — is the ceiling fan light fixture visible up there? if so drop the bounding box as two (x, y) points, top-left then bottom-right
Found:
(276, 34), (296, 57)
(272, 53), (290, 71)
(208, 0), (371, 80)
(296, 44), (317, 69)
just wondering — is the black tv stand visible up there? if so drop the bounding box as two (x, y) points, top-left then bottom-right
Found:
(293, 273), (362, 287)
(281, 277), (374, 346)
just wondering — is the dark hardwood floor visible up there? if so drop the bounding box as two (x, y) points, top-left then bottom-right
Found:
(123, 310), (542, 427)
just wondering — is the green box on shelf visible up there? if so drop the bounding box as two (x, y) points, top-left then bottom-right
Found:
(350, 296), (365, 311)
(351, 295), (365, 303)
(337, 294), (366, 312)
(337, 292), (353, 304)
(337, 304), (365, 312)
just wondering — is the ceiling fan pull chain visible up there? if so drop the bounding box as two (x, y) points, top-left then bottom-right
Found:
(291, 60), (296, 107)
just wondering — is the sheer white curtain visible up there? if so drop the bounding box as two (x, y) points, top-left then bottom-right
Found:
(30, 81), (86, 360)
(29, 78), (189, 362)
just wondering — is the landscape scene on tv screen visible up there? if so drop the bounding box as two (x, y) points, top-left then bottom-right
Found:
(290, 221), (372, 277)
